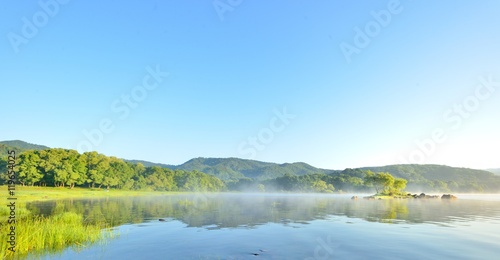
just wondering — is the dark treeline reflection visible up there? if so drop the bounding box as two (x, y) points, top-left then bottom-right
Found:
(26, 194), (500, 229)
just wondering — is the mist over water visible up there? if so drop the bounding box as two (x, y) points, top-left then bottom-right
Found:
(29, 193), (500, 259)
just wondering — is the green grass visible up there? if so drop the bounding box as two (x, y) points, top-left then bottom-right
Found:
(0, 186), (175, 259)
(0, 185), (176, 203)
(0, 212), (117, 259)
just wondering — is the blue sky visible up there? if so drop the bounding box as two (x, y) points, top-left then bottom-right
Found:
(1, 0), (499, 170)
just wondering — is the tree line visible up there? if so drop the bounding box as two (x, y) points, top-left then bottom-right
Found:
(0, 149), (225, 192)
(227, 169), (407, 195)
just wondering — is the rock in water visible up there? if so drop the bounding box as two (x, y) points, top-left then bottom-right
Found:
(441, 194), (458, 199)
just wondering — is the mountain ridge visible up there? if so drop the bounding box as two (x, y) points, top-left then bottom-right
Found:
(167, 157), (336, 181)
(0, 140), (50, 157)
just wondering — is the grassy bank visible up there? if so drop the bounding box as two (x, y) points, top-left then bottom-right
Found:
(0, 185), (176, 203)
(0, 212), (116, 259)
(0, 186), (173, 259)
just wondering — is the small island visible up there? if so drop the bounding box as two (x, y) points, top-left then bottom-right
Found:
(350, 171), (458, 200)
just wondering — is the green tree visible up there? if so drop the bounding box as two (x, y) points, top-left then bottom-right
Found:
(145, 166), (176, 191)
(392, 178), (407, 194)
(38, 149), (66, 187)
(432, 180), (449, 192)
(274, 173), (299, 191)
(18, 151), (44, 186)
(311, 180), (334, 193)
(63, 150), (87, 189)
(102, 157), (127, 189)
(364, 171), (406, 195)
(102, 157), (132, 189)
(83, 152), (110, 188)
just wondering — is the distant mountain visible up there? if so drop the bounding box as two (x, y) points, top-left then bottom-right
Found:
(487, 169), (500, 175)
(124, 157), (335, 181)
(0, 140), (49, 157)
(125, 159), (176, 169)
(171, 157), (336, 181)
(360, 164), (499, 192)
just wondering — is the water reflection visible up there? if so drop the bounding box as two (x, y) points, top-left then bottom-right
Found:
(26, 193), (500, 230)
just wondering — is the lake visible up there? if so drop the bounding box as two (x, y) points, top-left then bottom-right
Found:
(27, 193), (500, 259)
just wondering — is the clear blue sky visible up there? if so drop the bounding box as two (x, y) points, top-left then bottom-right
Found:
(1, 0), (499, 169)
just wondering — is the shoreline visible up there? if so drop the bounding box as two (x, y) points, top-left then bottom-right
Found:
(0, 185), (181, 204)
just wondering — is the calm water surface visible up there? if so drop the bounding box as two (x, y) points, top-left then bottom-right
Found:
(27, 193), (500, 259)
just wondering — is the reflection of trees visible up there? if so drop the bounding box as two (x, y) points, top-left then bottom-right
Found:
(26, 195), (500, 230)
(369, 200), (409, 223)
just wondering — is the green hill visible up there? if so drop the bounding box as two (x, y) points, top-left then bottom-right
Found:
(360, 164), (500, 192)
(125, 159), (176, 169)
(173, 157), (335, 181)
(0, 140), (49, 157)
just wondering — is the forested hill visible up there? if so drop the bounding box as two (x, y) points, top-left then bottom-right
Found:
(0, 140), (49, 157)
(171, 157), (335, 181)
(125, 157), (336, 181)
(125, 159), (175, 169)
(360, 165), (499, 192)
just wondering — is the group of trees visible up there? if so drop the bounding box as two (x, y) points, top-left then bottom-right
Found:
(227, 174), (339, 193)
(226, 170), (407, 194)
(271, 174), (336, 193)
(363, 171), (407, 195)
(0, 149), (225, 192)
